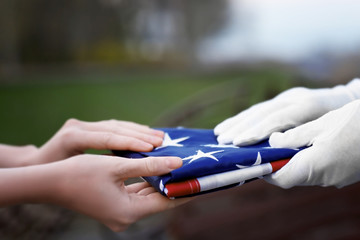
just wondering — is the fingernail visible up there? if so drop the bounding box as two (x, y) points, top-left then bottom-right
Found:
(152, 129), (164, 137)
(166, 157), (182, 169)
(140, 142), (154, 151)
(151, 136), (163, 146)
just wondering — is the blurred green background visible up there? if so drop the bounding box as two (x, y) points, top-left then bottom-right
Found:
(0, 69), (297, 146)
(1, 0), (360, 239)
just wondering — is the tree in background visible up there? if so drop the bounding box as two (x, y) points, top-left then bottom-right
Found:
(0, 0), (228, 70)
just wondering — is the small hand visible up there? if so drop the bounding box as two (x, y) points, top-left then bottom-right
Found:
(55, 155), (189, 232)
(34, 119), (164, 165)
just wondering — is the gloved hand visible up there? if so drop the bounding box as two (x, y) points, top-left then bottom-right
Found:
(215, 78), (360, 146)
(265, 99), (360, 188)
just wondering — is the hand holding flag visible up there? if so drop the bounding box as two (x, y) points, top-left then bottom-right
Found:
(114, 128), (300, 198)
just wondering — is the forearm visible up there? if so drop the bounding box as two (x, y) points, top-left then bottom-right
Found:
(346, 78), (360, 100)
(0, 144), (39, 168)
(0, 163), (62, 206)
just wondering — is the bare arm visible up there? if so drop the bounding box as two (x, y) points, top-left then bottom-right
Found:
(0, 155), (189, 232)
(0, 144), (38, 168)
(0, 119), (164, 168)
(0, 159), (59, 205)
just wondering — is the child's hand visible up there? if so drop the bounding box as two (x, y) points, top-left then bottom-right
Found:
(0, 154), (189, 232)
(1, 119), (164, 167)
(55, 155), (188, 231)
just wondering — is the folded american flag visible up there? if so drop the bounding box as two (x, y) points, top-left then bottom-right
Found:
(113, 128), (300, 198)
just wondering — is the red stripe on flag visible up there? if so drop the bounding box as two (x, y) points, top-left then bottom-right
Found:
(166, 179), (201, 198)
(270, 159), (290, 172)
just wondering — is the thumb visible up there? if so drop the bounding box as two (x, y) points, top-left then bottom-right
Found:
(119, 157), (183, 178)
(269, 119), (323, 149)
(264, 147), (314, 188)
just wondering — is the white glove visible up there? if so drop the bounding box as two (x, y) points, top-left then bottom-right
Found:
(265, 99), (360, 188)
(215, 78), (360, 146)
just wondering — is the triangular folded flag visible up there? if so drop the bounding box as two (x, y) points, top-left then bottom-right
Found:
(113, 128), (300, 198)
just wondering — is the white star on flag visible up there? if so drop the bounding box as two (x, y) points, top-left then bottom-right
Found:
(156, 133), (189, 149)
(203, 144), (238, 148)
(183, 150), (224, 164)
(236, 152), (262, 169)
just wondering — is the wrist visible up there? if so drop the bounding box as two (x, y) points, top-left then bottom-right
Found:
(325, 82), (358, 110)
(0, 162), (64, 206)
(0, 144), (39, 168)
(46, 160), (78, 208)
(18, 145), (41, 167)
(345, 78), (360, 100)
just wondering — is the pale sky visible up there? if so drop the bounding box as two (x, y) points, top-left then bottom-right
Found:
(199, 0), (360, 63)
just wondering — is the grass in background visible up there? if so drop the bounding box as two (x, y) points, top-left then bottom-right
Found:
(0, 69), (295, 147)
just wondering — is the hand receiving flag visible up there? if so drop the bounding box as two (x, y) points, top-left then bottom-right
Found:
(114, 128), (300, 198)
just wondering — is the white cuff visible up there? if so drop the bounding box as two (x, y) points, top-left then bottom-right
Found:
(346, 78), (360, 100)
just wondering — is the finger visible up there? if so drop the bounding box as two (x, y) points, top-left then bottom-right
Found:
(77, 132), (155, 152)
(131, 193), (191, 218)
(137, 186), (157, 196)
(77, 119), (151, 132)
(264, 147), (315, 188)
(214, 103), (265, 136)
(268, 104), (346, 149)
(125, 182), (150, 194)
(111, 127), (163, 147)
(118, 157), (183, 179)
(214, 115), (239, 136)
(105, 120), (164, 138)
(269, 118), (325, 149)
(216, 117), (253, 144)
(97, 126), (163, 147)
(145, 193), (191, 210)
(217, 100), (287, 144)
(217, 113), (265, 144)
(114, 120), (164, 138)
(67, 118), (164, 138)
(232, 106), (304, 146)
(72, 120), (164, 146)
